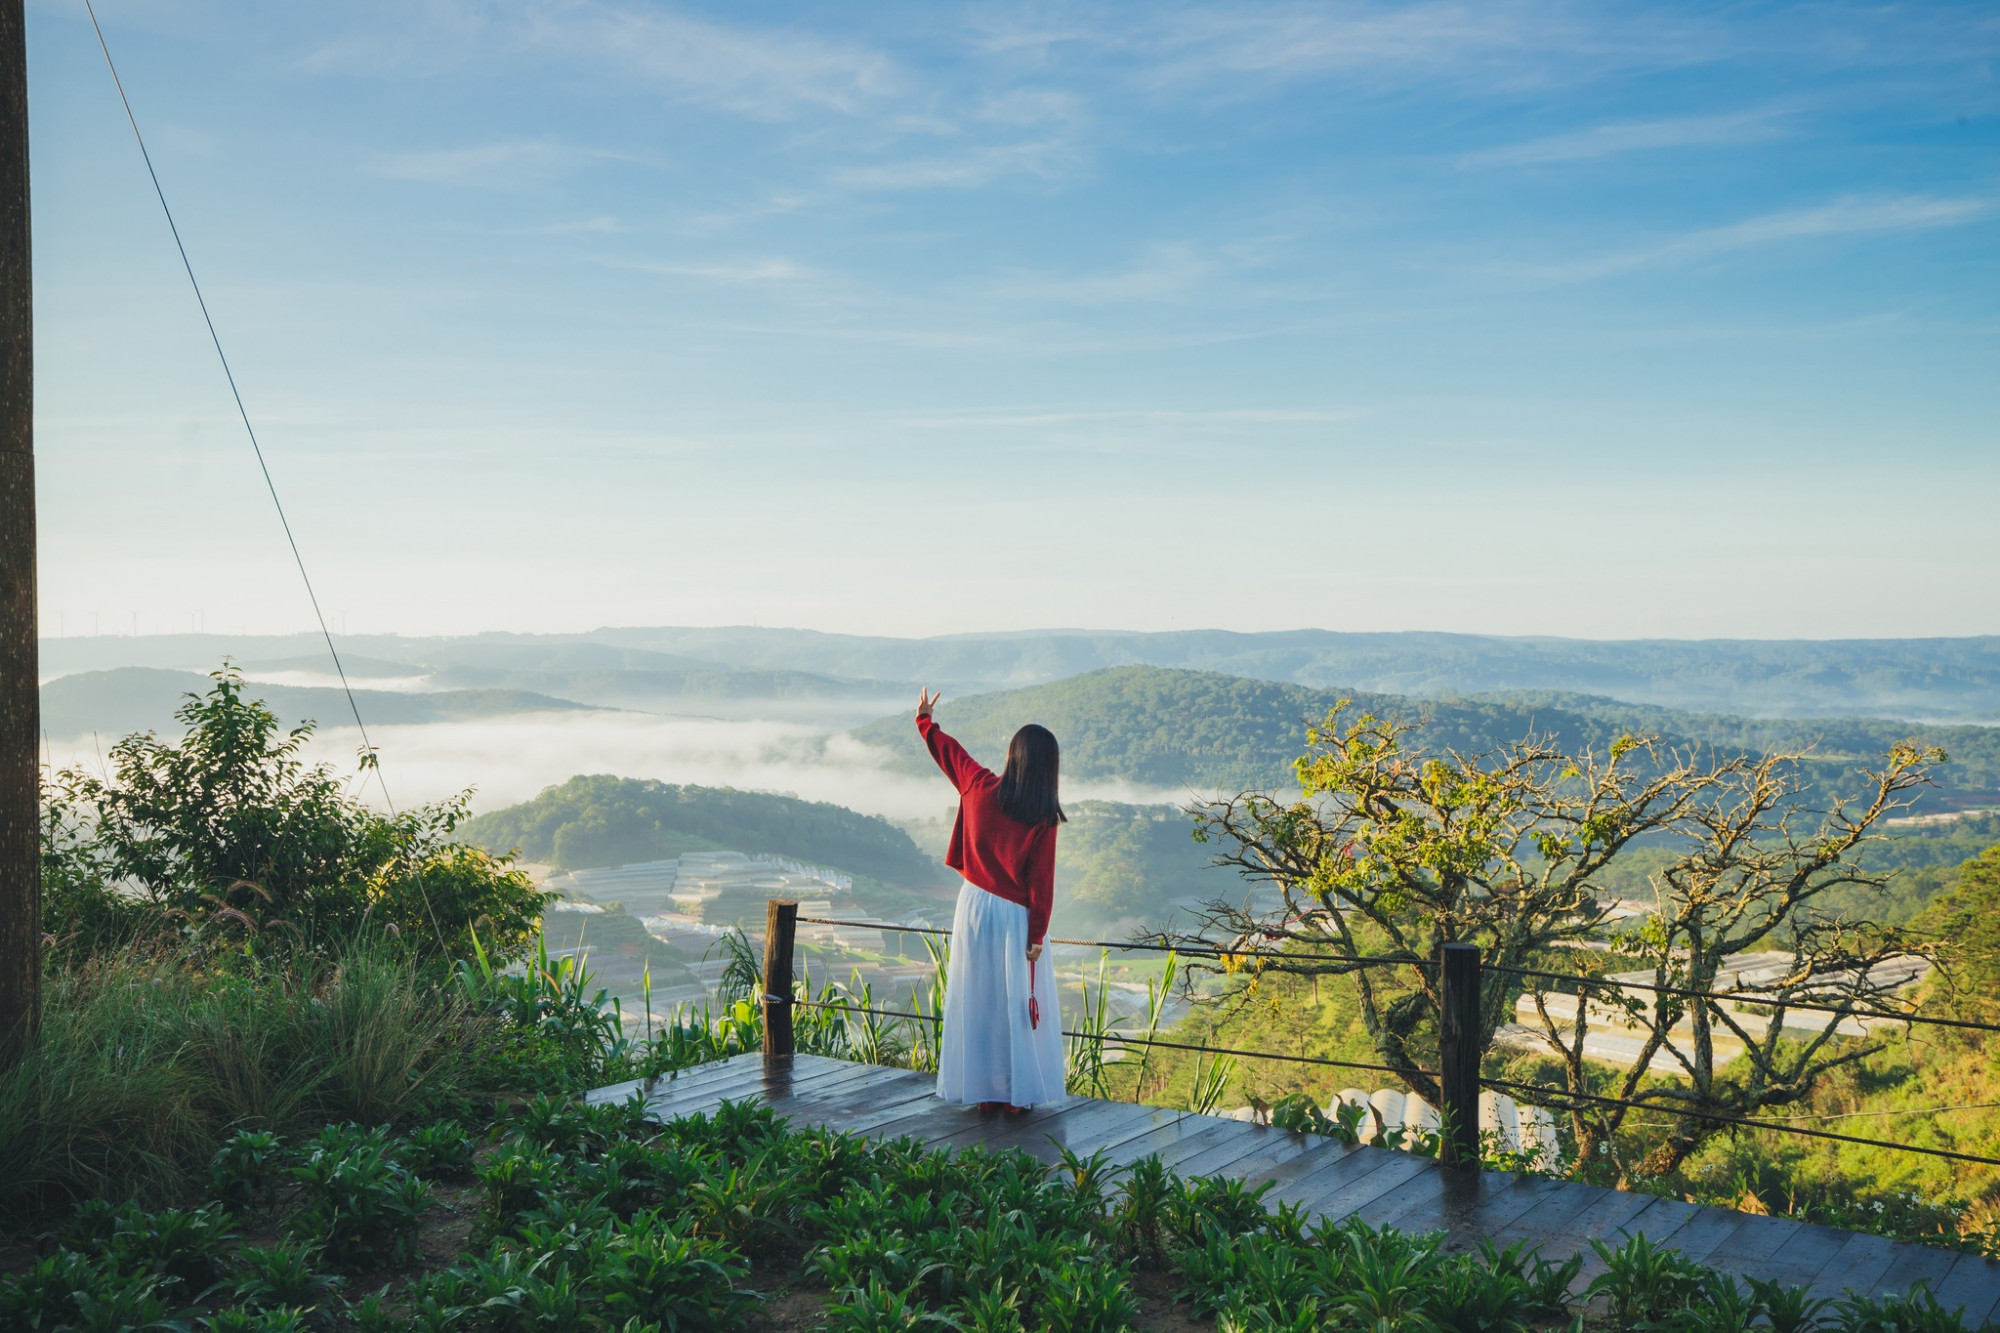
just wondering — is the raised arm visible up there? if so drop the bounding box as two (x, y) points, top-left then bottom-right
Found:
(915, 690), (990, 794)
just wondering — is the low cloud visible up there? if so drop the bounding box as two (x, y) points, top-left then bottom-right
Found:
(41, 713), (1193, 826)
(1462, 109), (1790, 168)
(376, 139), (640, 189)
(1513, 193), (1996, 282)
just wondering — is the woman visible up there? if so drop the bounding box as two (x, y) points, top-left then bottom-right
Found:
(915, 688), (1066, 1112)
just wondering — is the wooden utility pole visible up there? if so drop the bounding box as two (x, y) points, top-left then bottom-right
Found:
(761, 899), (797, 1066)
(0, 0), (37, 1070)
(1436, 943), (1482, 1169)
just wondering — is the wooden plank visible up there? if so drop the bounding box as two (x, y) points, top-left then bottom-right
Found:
(1931, 1253), (2000, 1328)
(1428, 1171), (1578, 1251)
(969, 1097), (1161, 1161)
(1147, 1119), (1271, 1172)
(1167, 1122), (1315, 1182)
(924, 1098), (1076, 1151)
(839, 1095), (994, 1148)
(1701, 1214), (1805, 1279)
(780, 1071), (941, 1134)
(1351, 1164), (1558, 1244)
(1284, 1150), (1438, 1222)
(1810, 1230), (1903, 1302)
(722, 1056), (894, 1108)
(1260, 1144), (1415, 1211)
(1001, 1100), (1185, 1166)
(1557, 1192), (1672, 1291)
(1633, 1204), (1755, 1269)
(1486, 1178), (1618, 1254)
(637, 1059), (772, 1113)
(642, 1056), (874, 1118)
(1213, 1132), (1341, 1193)
(1094, 1112), (1243, 1170)
(1871, 1238), (1962, 1299)
(1753, 1221), (1860, 1291)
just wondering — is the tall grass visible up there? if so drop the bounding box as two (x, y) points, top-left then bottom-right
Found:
(0, 939), (491, 1220)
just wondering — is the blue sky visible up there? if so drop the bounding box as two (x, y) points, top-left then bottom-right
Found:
(27, 0), (2000, 641)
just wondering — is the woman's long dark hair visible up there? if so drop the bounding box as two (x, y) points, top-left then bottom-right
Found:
(996, 724), (1065, 827)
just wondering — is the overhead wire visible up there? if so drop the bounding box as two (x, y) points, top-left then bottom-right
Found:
(78, 0), (446, 948)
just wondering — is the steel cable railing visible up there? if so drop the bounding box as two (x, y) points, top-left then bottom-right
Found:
(795, 915), (1424, 970)
(1479, 1074), (2000, 1169)
(775, 910), (2000, 1173)
(789, 996), (1436, 1082)
(1482, 961), (2000, 1037)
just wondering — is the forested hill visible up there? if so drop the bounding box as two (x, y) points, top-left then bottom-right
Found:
(848, 666), (2000, 798)
(596, 627), (2000, 721)
(40, 667), (596, 738)
(461, 775), (945, 888)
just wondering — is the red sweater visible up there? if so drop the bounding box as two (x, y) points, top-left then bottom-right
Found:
(917, 714), (1056, 946)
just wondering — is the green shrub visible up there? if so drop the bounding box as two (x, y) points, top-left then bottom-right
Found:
(48, 665), (548, 967)
(288, 1125), (432, 1269)
(222, 1240), (344, 1314)
(208, 1130), (287, 1210)
(1587, 1233), (1711, 1330)
(399, 1119), (476, 1181)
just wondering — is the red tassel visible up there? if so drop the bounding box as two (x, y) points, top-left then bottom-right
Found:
(1029, 958), (1041, 1029)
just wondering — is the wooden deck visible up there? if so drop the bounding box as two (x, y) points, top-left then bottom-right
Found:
(589, 1053), (2000, 1322)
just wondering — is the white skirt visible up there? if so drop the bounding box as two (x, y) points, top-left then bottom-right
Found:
(936, 881), (1066, 1108)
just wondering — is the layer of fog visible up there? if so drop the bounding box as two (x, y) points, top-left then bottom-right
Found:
(47, 712), (1194, 823)
(241, 669), (435, 693)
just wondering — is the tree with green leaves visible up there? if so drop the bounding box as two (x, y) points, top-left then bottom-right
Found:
(45, 665), (547, 966)
(1172, 703), (1940, 1182)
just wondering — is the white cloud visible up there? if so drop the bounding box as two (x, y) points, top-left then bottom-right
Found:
(985, 243), (1216, 304)
(833, 139), (1080, 190)
(623, 257), (811, 284)
(533, 215), (631, 235)
(1054, 0), (1724, 94)
(1462, 108), (1790, 167)
(521, 2), (902, 121)
(375, 139), (640, 189)
(1520, 194), (1997, 282)
(905, 407), (1355, 428)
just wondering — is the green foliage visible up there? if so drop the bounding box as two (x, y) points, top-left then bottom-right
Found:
(45, 664), (549, 966)
(1586, 1233), (1713, 1329)
(460, 772), (941, 886)
(0, 941), (496, 1220)
(399, 1120), (477, 1182)
(1916, 842), (2000, 1015)
(852, 664), (2000, 800)
(221, 1240), (344, 1316)
(206, 1131), (287, 1211)
(7, 1080), (2000, 1333)
(287, 1124), (433, 1269)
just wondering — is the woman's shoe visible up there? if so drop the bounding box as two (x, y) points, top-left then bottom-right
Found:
(976, 1101), (1004, 1113)
(1004, 1104), (1032, 1115)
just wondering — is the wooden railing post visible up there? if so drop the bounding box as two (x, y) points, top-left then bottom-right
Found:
(762, 899), (798, 1065)
(1437, 942), (1482, 1169)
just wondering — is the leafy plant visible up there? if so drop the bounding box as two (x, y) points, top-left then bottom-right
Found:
(287, 1124), (431, 1269)
(1036, 1257), (1141, 1332)
(223, 1241), (343, 1316)
(202, 1307), (313, 1333)
(821, 1277), (955, 1332)
(399, 1120), (476, 1181)
(1749, 1275), (1834, 1333)
(1267, 1092), (1363, 1144)
(208, 1131), (287, 1210)
(597, 1212), (761, 1331)
(1836, 1282), (1975, 1333)
(1586, 1233), (1709, 1330)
